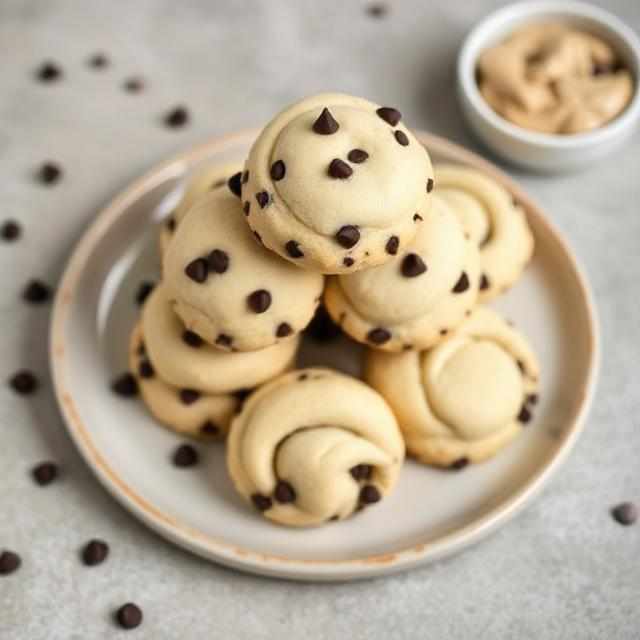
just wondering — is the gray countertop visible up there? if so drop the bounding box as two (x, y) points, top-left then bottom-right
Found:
(1, 0), (639, 637)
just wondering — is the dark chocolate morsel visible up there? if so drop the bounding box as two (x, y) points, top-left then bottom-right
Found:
(38, 162), (62, 184)
(112, 373), (137, 396)
(452, 272), (470, 293)
(367, 327), (391, 344)
(312, 107), (339, 134)
(0, 551), (21, 575)
(394, 130), (409, 146)
(138, 360), (154, 379)
(350, 464), (372, 481)
(480, 273), (490, 290)
(184, 258), (208, 283)
(115, 603), (143, 630)
(343, 257), (355, 267)
(413, 213), (423, 222)
(164, 106), (189, 128)
(243, 201), (250, 215)
(182, 330), (203, 347)
(347, 149), (369, 164)
(88, 53), (109, 68)
(359, 484), (381, 504)
(328, 158), (353, 179)
(376, 107), (401, 126)
(200, 420), (219, 436)
(135, 281), (154, 305)
(9, 370), (37, 395)
(23, 279), (51, 303)
(336, 225), (360, 248)
(36, 61), (62, 82)
(179, 389), (200, 405)
(274, 481), (296, 504)
(517, 405), (532, 424)
(401, 253), (427, 277)
(270, 160), (286, 181)
(208, 249), (229, 274)
(82, 539), (109, 566)
(1, 220), (21, 241)
(611, 502), (638, 525)
(251, 493), (272, 512)
(255, 191), (270, 208)
(426, 178), (434, 193)
(451, 457), (469, 470)
(228, 172), (242, 197)
(247, 289), (271, 313)
(285, 240), (304, 258)
(172, 444), (198, 467)
(276, 322), (293, 338)
(32, 462), (58, 486)
(215, 334), (233, 347)
(385, 236), (399, 255)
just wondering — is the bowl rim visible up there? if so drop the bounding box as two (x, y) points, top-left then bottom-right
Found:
(457, 0), (640, 149)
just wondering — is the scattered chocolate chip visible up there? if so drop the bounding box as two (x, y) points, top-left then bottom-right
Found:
(137, 343), (146, 356)
(376, 106), (401, 126)
(233, 388), (252, 402)
(255, 191), (270, 208)
(413, 213), (423, 222)
(402, 344), (413, 350)
(367, 327), (391, 344)
(135, 281), (154, 305)
(517, 405), (532, 424)
(112, 373), (137, 397)
(138, 360), (154, 379)
(184, 258), (208, 283)
(247, 289), (271, 313)
(208, 249), (229, 274)
(164, 105), (189, 128)
(81, 539), (109, 566)
(166, 217), (176, 231)
(285, 240), (304, 258)
(251, 493), (272, 512)
(343, 257), (355, 267)
(38, 162), (62, 185)
(480, 273), (490, 290)
(32, 462), (58, 486)
(452, 272), (470, 293)
(451, 457), (469, 470)
(228, 172), (242, 197)
(350, 464), (372, 481)
(426, 178), (434, 193)
(401, 253), (427, 277)
(347, 149), (369, 164)
(360, 485), (381, 504)
(200, 420), (219, 436)
(312, 107), (339, 134)
(215, 334), (233, 347)
(88, 53), (109, 68)
(1, 220), (21, 241)
(298, 373), (309, 381)
(115, 603), (143, 630)
(179, 389), (200, 405)
(276, 322), (293, 338)
(611, 502), (638, 525)
(394, 130), (409, 146)
(253, 231), (262, 244)
(328, 159), (353, 179)
(9, 371), (37, 395)
(270, 160), (286, 181)
(527, 393), (538, 405)
(274, 481), (296, 504)
(329, 515), (339, 522)
(172, 444), (198, 467)
(22, 279), (51, 303)
(367, 3), (387, 17)
(123, 76), (144, 93)
(336, 225), (360, 248)
(243, 201), (251, 215)
(304, 306), (341, 342)
(385, 236), (399, 255)
(36, 61), (62, 82)
(0, 551), (21, 576)
(439, 328), (449, 336)
(182, 330), (202, 348)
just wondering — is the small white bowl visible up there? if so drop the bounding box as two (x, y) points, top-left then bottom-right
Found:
(457, 0), (640, 172)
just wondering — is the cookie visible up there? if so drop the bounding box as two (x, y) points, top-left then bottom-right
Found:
(242, 93), (434, 274)
(435, 165), (534, 300)
(129, 323), (238, 440)
(163, 188), (324, 352)
(323, 195), (480, 352)
(227, 368), (405, 526)
(364, 306), (540, 467)
(159, 162), (241, 254)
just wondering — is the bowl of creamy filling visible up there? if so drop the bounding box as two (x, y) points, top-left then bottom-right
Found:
(457, 1), (640, 171)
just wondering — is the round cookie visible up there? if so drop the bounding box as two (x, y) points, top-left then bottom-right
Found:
(364, 306), (540, 467)
(241, 93), (434, 274)
(227, 368), (405, 526)
(163, 188), (324, 352)
(129, 323), (238, 440)
(159, 162), (241, 255)
(435, 164), (534, 301)
(323, 195), (480, 352)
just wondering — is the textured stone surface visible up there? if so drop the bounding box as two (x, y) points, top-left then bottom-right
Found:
(1, 0), (639, 638)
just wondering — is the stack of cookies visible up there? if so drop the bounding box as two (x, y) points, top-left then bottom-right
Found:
(127, 93), (538, 527)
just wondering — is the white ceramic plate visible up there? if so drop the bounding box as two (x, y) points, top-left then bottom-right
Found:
(50, 130), (599, 581)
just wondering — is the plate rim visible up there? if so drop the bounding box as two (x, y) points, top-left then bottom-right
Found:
(49, 129), (600, 581)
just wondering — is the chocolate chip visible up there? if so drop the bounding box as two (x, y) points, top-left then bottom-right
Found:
(22, 279), (50, 303)
(347, 149), (369, 164)
(137, 343), (146, 356)
(253, 231), (262, 244)
(274, 481), (296, 504)
(611, 502), (638, 525)
(115, 603), (143, 630)
(248, 289), (271, 313)
(36, 61), (62, 82)
(367, 327), (391, 344)
(200, 420), (219, 436)
(233, 388), (252, 402)
(81, 539), (109, 566)
(517, 405), (532, 423)
(243, 201), (250, 215)
(38, 162), (62, 184)
(0, 551), (21, 575)
(9, 370), (37, 394)
(480, 273), (490, 290)
(270, 160), (286, 181)
(385, 236), (399, 255)
(328, 159), (353, 179)
(32, 462), (58, 486)
(112, 373), (138, 396)
(179, 389), (200, 405)
(336, 225), (360, 248)
(285, 240), (304, 258)
(343, 257), (355, 267)
(215, 334), (233, 347)
(123, 76), (144, 93)
(304, 306), (341, 342)
(184, 258), (208, 283)
(451, 457), (469, 470)
(426, 178), (434, 193)
(312, 107), (339, 134)
(138, 360), (154, 379)
(298, 373), (309, 381)
(166, 217), (176, 231)
(350, 464), (372, 481)
(228, 172), (242, 197)
(394, 130), (409, 146)
(516, 359), (525, 374)
(172, 444), (198, 467)
(251, 493), (272, 512)
(88, 53), (109, 68)
(401, 253), (427, 277)
(164, 106), (189, 128)
(413, 213), (423, 222)
(1, 220), (21, 241)
(276, 322), (293, 338)
(439, 328), (449, 336)
(182, 330), (202, 347)
(359, 485), (381, 504)
(452, 272), (470, 293)
(376, 107), (401, 126)
(527, 393), (538, 405)
(367, 4), (388, 18)
(255, 191), (270, 208)
(208, 249), (229, 274)
(135, 281), (154, 305)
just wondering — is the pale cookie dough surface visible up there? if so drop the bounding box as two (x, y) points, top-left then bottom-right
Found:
(158, 162), (241, 255)
(129, 323), (238, 440)
(323, 195), (480, 352)
(242, 93), (434, 274)
(141, 283), (299, 393)
(364, 306), (540, 467)
(227, 368), (405, 526)
(163, 188), (324, 351)
(436, 164), (534, 301)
